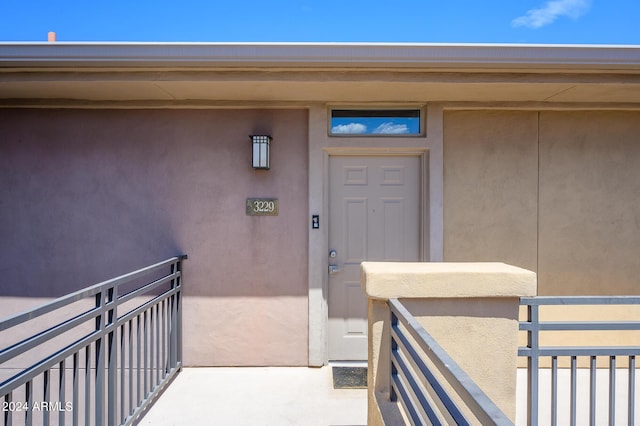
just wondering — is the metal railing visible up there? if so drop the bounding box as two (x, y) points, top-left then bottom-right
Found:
(0, 255), (186, 426)
(388, 298), (513, 425)
(519, 296), (640, 426)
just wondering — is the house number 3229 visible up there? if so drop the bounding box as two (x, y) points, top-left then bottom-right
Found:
(246, 198), (279, 216)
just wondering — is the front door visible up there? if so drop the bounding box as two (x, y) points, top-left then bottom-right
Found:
(328, 155), (421, 360)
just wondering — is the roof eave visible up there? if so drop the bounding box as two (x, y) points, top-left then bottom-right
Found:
(1, 42), (640, 71)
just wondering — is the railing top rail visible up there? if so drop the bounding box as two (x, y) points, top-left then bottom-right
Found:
(389, 298), (513, 426)
(0, 255), (187, 332)
(0, 329), (101, 395)
(520, 320), (640, 331)
(520, 295), (640, 306)
(519, 346), (640, 357)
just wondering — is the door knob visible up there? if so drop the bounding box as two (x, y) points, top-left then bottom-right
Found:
(329, 250), (339, 273)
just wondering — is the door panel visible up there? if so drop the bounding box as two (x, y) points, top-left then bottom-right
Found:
(345, 198), (368, 262)
(383, 198), (405, 260)
(328, 155), (421, 360)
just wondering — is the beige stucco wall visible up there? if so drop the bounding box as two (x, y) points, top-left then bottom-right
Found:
(538, 111), (640, 296)
(443, 110), (539, 272)
(444, 109), (640, 297)
(0, 108), (309, 366)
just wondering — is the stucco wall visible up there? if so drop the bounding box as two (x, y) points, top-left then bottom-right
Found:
(443, 110), (539, 272)
(538, 111), (640, 296)
(0, 108), (309, 366)
(444, 110), (640, 296)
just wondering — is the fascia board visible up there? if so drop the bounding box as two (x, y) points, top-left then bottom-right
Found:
(0, 42), (640, 71)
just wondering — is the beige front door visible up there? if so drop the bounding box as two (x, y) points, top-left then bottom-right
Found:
(328, 155), (421, 360)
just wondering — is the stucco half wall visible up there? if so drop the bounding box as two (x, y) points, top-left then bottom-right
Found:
(0, 108), (309, 366)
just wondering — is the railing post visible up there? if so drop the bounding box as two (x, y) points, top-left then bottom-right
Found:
(630, 356), (636, 426)
(169, 261), (176, 370)
(361, 262), (537, 425)
(95, 291), (105, 426)
(4, 393), (12, 426)
(176, 257), (184, 367)
(527, 303), (539, 426)
(107, 285), (117, 426)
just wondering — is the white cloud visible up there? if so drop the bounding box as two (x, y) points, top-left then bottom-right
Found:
(373, 122), (409, 134)
(331, 122), (367, 134)
(512, 0), (591, 29)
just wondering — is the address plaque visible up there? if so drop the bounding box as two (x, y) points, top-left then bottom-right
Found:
(246, 198), (279, 216)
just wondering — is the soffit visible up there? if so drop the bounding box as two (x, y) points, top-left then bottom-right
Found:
(2, 72), (640, 104)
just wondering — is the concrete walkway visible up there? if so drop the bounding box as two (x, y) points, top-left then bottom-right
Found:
(136, 367), (367, 426)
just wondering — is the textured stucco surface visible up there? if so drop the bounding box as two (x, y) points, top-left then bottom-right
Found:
(443, 110), (539, 272)
(443, 109), (640, 297)
(361, 261), (536, 299)
(538, 111), (640, 296)
(0, 108), (309, 366)
(406, 298), (521, 421)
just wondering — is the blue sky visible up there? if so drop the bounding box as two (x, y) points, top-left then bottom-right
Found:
(0, 0), (638, 44)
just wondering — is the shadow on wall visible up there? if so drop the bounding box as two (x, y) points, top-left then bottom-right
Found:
(0, 108), (309, 300)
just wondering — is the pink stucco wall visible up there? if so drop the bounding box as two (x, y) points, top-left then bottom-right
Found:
(0, 108), (309, 366)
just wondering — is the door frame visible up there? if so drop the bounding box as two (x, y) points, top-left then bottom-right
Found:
(307, 105), (444, 366)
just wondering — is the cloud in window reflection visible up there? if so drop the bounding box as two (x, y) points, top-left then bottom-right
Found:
(373, 122), (409, 134)
(331, 122), (368, 134)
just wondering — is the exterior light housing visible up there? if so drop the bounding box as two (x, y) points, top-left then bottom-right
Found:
(251, 135), (271, 170)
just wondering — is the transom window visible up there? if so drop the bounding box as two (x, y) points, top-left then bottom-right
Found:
(330, 109), (422, 136)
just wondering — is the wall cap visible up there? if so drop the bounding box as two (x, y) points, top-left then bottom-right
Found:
(361, 262), (537, 300)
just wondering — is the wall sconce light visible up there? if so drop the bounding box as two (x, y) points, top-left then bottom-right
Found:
(251, 135), (271, 170)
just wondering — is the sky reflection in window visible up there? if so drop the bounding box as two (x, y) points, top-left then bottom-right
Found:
(331, 109), (421, 136)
